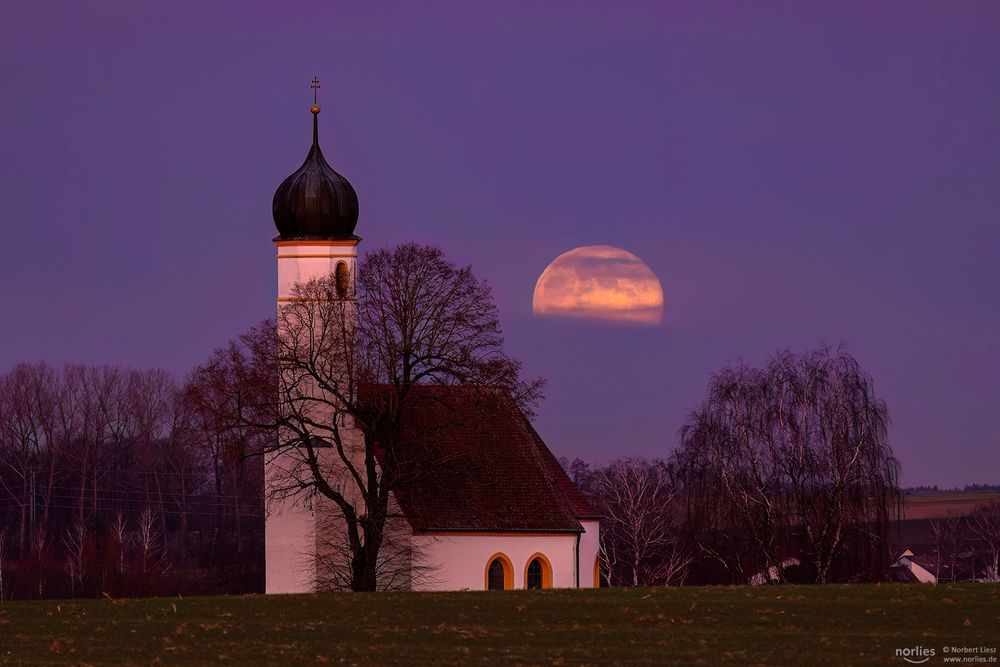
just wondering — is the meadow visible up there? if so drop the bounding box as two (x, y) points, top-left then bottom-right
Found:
(2, 584), (999, 665)
(902, 492), (1000, 520)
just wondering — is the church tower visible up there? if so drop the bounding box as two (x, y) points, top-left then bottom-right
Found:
(265, 80), (361, 593)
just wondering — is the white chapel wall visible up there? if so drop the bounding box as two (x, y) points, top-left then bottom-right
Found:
(412, 533), (581, 591)
(578, 520), (601, 588)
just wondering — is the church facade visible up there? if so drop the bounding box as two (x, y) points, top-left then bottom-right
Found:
(264, 96), (600, 593)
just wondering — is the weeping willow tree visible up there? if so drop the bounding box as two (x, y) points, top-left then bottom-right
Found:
(674, 344), (900, 584)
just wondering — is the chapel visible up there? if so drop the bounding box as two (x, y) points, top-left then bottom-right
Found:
(264, 89), (600, 592)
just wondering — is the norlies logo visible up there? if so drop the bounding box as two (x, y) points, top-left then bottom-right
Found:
(896, 646), (936, 664)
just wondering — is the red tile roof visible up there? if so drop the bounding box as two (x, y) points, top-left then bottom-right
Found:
(366, 385), (598, 533)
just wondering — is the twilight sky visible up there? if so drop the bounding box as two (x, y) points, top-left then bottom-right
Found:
(2, 2), (999, 486)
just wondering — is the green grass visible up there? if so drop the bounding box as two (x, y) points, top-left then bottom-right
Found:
(2, 584), (999, 665)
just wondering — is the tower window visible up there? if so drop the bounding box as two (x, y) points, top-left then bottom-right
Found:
(335, 261), (350, 298)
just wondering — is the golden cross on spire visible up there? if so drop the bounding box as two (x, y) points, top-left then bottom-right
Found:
(310, 77), (321, 105)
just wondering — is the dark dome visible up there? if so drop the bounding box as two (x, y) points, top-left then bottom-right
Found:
(272, 106), (359, 239)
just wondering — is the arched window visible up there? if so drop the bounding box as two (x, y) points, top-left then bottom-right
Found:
(335, 261), (350, 298)
(488, 559), (505, 590)
(523, 553), (553, 589)
(594, 553), (601, 588)
(485, 553), (513, 590)
(526, 559), (543, 589)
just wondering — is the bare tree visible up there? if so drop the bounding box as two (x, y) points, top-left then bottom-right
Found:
(595, 458), (691, 587)
(0, 362), (265, 600)
(60, 366), (136, 529)
(63, 518), (88, 594)
(182, 355), (264, 569)
(929, 514), (967, 582)
(0, 364), (56, 554)
(190, 243), (541, 591)
(110, 511), (129, 578)
(30, 525), (50, 598)
(674, 345), (900, 584)
(969, 502), (1000, 582)
(134, 507), (169, 576)
(313, 503), (438, 592)
(560, 457), (597, 496)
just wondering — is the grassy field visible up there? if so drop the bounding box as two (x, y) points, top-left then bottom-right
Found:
(2, 584), (999, 665)
(902, 492), (1000, 520)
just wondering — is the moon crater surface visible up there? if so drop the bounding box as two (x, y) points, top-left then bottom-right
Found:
(532, 245), (664, 325)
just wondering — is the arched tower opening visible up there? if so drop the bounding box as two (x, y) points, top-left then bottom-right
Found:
(335, 261), (350, 298)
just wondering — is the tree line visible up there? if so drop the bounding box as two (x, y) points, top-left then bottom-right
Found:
(0, 363), (262, 600)
(1, 243), (923, 597)
(926, 506), (1000, 582)
(0, 346), (916, 596)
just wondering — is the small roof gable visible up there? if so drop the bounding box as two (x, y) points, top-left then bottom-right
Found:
(367, 385), (597, 533)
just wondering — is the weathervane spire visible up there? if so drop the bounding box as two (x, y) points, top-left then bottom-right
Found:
(310, 77), (321, 107)
(309, 77), (321, 145)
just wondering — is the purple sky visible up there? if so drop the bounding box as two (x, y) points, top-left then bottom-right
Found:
(3, 2), (999, 486)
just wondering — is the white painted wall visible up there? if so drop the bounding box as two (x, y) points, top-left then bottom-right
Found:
(264, 485), (315, 594)
(412, 532), (584, 591)
(266, 239), (359, 595)
(276, 241), (358, 300)
(578, 520), (601, 588)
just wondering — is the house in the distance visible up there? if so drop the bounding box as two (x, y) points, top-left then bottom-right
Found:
(891, 549), (938, 584)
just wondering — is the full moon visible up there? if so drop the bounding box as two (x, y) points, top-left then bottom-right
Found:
(532, 245), (664, 325)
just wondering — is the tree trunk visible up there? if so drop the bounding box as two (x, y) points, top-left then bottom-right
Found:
(18, 499), (26, 556)
(232, 463), (243, 555)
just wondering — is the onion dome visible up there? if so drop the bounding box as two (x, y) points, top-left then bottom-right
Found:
(272, 100), (359, 240)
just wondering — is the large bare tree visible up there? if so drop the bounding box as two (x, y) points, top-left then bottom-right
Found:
(674, 344), (900, 584)
(969, 502), (1000, 581)
(190, 243), (541, 591)
(929, 513), (968, 583)
(595, 458), (691, 587)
